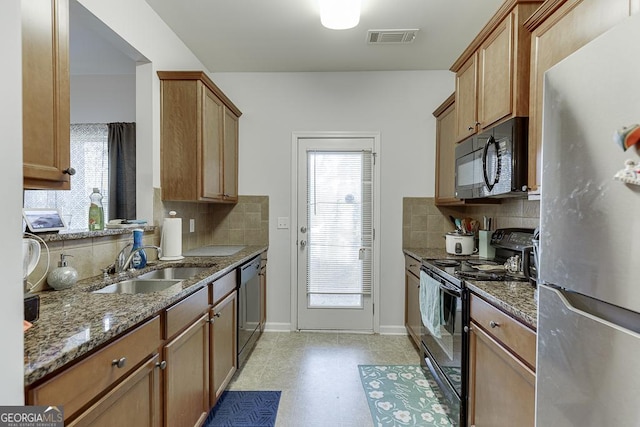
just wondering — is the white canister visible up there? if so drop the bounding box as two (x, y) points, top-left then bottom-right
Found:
(445, 232), (477, 255)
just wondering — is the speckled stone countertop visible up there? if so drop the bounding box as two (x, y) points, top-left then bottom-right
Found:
(24, 245), (267, 386)
(404, 248), (537, 330)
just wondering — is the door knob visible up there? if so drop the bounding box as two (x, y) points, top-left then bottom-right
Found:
(300, 226), (307, 233)
(300, 240), (306, 248)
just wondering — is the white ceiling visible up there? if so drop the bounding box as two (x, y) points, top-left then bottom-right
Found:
(142, 0), (506, 72)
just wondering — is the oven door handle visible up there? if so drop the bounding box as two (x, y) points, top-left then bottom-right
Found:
(439, 281), (462, 298)
(422, 267), (462, 298)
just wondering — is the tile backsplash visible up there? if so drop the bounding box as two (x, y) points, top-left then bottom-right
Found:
(156, 189), (269, 252)
(26, 191), (269, 292)
(403, 197), (539, 249)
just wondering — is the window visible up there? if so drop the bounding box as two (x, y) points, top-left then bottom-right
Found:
(24, 124), (109, 230)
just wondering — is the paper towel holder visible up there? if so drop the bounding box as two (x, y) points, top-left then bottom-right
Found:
(160, 211), (184, 261)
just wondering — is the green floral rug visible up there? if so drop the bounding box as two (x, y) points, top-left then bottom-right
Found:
(358, 365), (458, 426)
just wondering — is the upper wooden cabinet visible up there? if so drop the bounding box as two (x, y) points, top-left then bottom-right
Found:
(22, 0), (72, 190)
(434, 94), (460, 205)
(525, 0), (640, 192)
(158, 71), (242, 203)
(451, 0), (542, 143)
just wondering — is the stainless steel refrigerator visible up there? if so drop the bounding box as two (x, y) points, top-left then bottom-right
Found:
(537, 12), (640, 427)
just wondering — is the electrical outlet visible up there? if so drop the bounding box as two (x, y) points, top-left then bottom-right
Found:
(277, 217), (289, 229)
(189, 218), (195, 233)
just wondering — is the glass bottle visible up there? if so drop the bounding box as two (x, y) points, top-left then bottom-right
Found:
(88, 188), (104, 231)
(130, 228), (147, 269)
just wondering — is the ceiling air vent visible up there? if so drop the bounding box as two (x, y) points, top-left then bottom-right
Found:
(367, 29), (419, 45)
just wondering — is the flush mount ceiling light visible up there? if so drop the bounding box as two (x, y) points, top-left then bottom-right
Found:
(319, 0), (361, 30)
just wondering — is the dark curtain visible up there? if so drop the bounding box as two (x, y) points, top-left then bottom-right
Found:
(108, 122), (136, 220)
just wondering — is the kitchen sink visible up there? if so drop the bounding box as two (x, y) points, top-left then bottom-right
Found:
(137, 266), (210, 280)
(92, 279), (182, 294)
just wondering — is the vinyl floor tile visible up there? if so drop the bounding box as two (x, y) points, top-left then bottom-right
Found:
(228, 331), (422, 426)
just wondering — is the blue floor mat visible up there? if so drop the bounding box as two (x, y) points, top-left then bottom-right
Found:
(204, 391), (281, 427)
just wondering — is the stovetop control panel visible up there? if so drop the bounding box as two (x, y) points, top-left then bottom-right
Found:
(490, 228), (535, 251)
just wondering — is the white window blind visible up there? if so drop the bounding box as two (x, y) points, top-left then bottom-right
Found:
(24, 124), (109, 229)
(306, 150), (373, 296)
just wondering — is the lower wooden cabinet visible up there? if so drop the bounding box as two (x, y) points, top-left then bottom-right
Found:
(468, 294), (536, 427)
(68, 354), (161, 427)
(163, 312), (210, 427)
(404, 255), (422, 348)
(210, 290), (237, 406)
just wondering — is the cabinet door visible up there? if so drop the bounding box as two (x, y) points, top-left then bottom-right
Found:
(405, 270), (421, 348)
(210, 290), (237, 406)
(222, 109), (239, 202)
(468, 322), (535, 427)
(434, 97), (459, 205)
(202, 86), (224, 200)
(22, 0), (71, 190)
(478, 13), (513, 129)
(454, 53), (478, 142)
(68, 354), (161, 427)
(527, 0), (639, 191)
(259, 254), (267, 332)
(164, 313), (210, 427)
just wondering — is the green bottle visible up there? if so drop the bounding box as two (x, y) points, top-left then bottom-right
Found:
(88, 188), (104, 231)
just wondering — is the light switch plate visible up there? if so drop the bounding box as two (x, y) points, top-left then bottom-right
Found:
(277, 217), (289, 229)
(189, 218), (195, 233)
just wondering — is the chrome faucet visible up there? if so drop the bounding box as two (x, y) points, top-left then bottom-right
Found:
(112, 243), (162, 273)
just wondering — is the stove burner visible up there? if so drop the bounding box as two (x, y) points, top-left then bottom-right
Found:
(433, 259), (461, 267)
(455, 271), (505, 281)
(464, 259), (500, 266)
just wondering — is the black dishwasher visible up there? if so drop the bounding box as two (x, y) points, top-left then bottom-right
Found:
(237, 255), (261, 366)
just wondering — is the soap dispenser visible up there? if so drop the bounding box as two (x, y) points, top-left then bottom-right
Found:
(48, 253), (78, 290)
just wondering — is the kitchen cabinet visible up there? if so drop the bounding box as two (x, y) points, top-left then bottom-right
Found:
(162, 286), (210, 427)
(68, 354), (161, 427)
(158, 71), (242, 203)
(22, 0), (72, 190)
(26, 316), (162, 423)
(451, 1), (541, 143)
(468, 293), (536, 427)
(209, 290), (237, 405)
(524, 0), (640, 193)
(434, 94), (460, 205)
(404, 255), (422, 348)
(259, 250), (268, 332)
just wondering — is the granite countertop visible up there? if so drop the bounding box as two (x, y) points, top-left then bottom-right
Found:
(403, 247), (537, 330)
(24, 245), (267, 386)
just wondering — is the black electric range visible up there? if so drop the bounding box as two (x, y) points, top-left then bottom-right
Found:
(417, 228), (535, 426)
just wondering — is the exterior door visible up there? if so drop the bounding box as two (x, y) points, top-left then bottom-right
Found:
(296, 137), (375, 330)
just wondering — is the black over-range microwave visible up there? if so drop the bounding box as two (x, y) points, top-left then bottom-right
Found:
(455, 117), (528, 199)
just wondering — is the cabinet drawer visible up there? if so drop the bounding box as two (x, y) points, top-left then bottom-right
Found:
(211, 269), (237, 306)
(470, 293), (536, 369)
(405, 255), (421, 278)
(28, 315), (161, 420)
(165, 286), (209, 339)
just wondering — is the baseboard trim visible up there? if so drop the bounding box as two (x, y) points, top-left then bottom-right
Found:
(378, 325), (408, 335)
(263, 322), (292, 332)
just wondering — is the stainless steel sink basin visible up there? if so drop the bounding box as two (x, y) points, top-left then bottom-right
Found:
(92, 279), (182, 294)
(137, 267), (209, 280)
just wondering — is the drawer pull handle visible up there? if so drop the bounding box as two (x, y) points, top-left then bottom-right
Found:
(489, 320), (500, 329)
(156, 360), (167, 370)
(112, 357), (126, 368)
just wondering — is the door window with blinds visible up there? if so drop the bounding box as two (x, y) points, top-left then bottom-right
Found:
(306, 150), (373, 308)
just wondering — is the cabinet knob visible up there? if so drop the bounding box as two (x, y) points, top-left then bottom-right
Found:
(156, 360), (167, 370)
(489, 320), (500, 328)
(63, 167), (76, 176)
(111, 357), (126, 368)
(464, 325), (470, 333)
(468, 126), (474, 131)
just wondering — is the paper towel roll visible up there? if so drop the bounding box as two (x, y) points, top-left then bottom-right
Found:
(160, 214), (184, 260)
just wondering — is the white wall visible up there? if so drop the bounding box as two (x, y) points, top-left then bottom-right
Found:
(70, 74), (136, 123)
(1, 0), (27, 404)
(211, 71), (453, 332)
